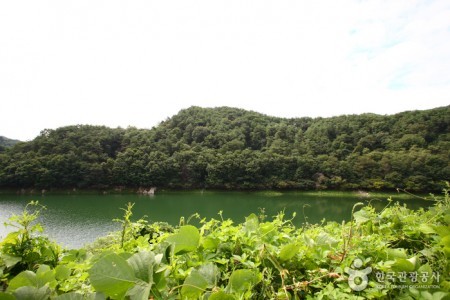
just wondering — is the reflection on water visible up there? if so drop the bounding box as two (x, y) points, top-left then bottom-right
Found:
(0, 191), (430, 248)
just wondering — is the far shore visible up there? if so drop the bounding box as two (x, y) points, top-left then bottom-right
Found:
(0, 187), (432, 200)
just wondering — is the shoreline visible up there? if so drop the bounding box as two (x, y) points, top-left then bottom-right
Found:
(0, 187), (432, 200)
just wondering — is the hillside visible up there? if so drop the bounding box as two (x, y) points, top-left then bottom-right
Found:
(0, 106), (449, 191)
(0, 136), (20, 150)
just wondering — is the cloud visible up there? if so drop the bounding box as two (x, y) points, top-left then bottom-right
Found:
(0, 0), (449, 140)
(345, 0), (450, 90)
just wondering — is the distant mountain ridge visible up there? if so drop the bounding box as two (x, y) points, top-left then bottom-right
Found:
(0, 136), (20, 148)
(0, 105), (449, 191)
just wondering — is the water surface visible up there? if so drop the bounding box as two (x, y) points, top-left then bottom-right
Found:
(0, 191), (430, 248)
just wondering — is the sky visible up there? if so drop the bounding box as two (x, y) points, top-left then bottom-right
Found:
(1, 0), (449, 141)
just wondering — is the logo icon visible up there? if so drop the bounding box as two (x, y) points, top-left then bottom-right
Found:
(346, 258), (372, 291)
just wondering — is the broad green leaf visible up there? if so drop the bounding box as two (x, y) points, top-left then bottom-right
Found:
(443, 247), (450, 257)
(0, 232), (19, 247)
(408, 288), (420, 298)
(315, 232), (338, 247)
(36, 265), (56, 289)
(417, 264), (433, 285)
(0, 292), (16, 300)
(435, 226), (450, 238)
(55, 265), (71, 281)
(7, 271), (37, 292)
(61, 249), (84, 264)
(126, 251), (155, 284)
(202, 237), (220, 250)
(407, 256), (420, 270)
(418, 224), (436, 235)
(260, 222), (276, 238)
(303, 235), (315, 247)
(166, 225), (200, 254)
(279, 243), (300, 261)
(40, 246), (56, 261)
(13, 286), (51, 300)
(118, 252), (133, 260)
(424, 291), (448, 300)
(198, 262), (220, 287)
(154, 253), (163, 264)
(1, 254), (21, 268)
(85, 293), (106, 300)
(125, 280), (151, 300)
(385, 248), (407, 259)
(353, 209), (371, 224)
(440, 235), (450, 248)
(227, 269), (260, 294)
(88, 253), (136, 299)
(181, 269), (208, 299)
(153, 269), (168, 291)
(243, 214), (259, 235)
(209, 290), (236, 300)
(53, 292), (84, 300)
(392, 258), (415, 272)
(419, 291), (433, 300)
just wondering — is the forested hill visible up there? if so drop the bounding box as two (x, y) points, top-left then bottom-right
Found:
(0, 106), (449, 191)
(0, 136), (20, 150)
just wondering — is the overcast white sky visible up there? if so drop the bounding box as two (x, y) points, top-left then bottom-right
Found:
(1, 0), (449, 141)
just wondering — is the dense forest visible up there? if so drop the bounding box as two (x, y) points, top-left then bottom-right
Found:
(0, 106), (449, 191)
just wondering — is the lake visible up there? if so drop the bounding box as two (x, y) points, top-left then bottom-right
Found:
(0, 191), (431, 248)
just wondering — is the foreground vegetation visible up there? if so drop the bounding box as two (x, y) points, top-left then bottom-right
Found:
(0, 188), (449, 299)
(0, 106), (449, 191)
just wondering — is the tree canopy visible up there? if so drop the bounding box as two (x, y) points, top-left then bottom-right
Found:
(0, 106), (449, 191)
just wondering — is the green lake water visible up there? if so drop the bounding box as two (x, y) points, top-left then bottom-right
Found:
(0, 191), (431, 248)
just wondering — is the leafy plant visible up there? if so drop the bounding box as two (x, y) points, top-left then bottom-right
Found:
(0, 201), (60, 276)
(114, 202), (135, 249)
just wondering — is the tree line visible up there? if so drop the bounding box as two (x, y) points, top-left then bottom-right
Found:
(0, 106), (449, 191)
